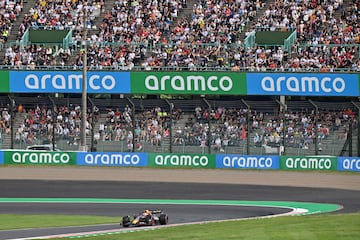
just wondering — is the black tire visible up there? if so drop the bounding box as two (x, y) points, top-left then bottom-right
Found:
(122, 216), (131, 227)
(159, 214), (168, 225)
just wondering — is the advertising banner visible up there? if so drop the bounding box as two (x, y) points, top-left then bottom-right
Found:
(280, 156), (337, 171)
(246, 73), (359, 96)
(337, 157), (360, 172)
(216, 155), (279, 169)
(77, 152), (147, 167)
(130, 72), (247, 95)
(148, 153), (216, 168)
(4, 151), (77, 165)
(0, 71), (10, 93)
(9, 71), (131, 93)
(0, 151), (3, 164)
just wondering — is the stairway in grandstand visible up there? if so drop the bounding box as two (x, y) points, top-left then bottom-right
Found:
(64, 2), (115, 66)
(7, 1), (34, 42)
(87, 2), (114, 38)
(168, 0), (269, 41)
(333, 0), (352, 21)
(0, 111), (26, 149)
(237, 2), (268, 40)
(168, 0), (197, 30)
(0, 1), (34, 63)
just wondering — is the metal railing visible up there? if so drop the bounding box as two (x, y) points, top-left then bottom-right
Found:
(0, 65), (358, 72)
(62, 29), (73, 49)
(284, 30), (297, 53)
(244, 30), (256, 49)
(19, 28), (29, 51)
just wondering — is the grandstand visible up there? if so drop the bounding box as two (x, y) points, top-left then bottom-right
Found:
(0, 0), (359, 156)
(0, 0), (358, 71)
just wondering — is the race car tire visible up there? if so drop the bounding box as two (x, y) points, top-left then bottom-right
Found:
(143, 215), (153, 225)
(159, 214), (168, 225)
(122, 216), (131, 227)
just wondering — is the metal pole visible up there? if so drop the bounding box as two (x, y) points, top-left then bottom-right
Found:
(276, 99), (287, 156)
(80, 8), (88, 152)
(309, 100), (318, 155)
(350, 101), (360, 157)
(241, 99), (250, 155)
(165, 99), (173, 153)
(358, 112), (360, 157)
(349, 121), (353, 157)
(9, 96), (15, 149)
(88, 97), (95, 152)
(169, 103), (173, 153)
(49, 96), (56, 151)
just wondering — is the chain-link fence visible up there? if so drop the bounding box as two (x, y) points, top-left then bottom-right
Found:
(1, 95), (359, 156)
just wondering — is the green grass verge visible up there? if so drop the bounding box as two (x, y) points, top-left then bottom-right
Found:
(1, 213), (360, 240)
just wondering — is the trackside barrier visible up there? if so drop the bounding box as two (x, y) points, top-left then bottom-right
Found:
(0, 151), (359, 172)
(337, 157), (360, 172)
(280, 156), (337, 171)
(216, 155), (279, 169)
(77, 152), (147, 167)
(2, 150), (77, 165)
(148, 153), (215, 168)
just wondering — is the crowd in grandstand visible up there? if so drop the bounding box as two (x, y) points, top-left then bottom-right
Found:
(172, 106), (248, 152)
(13, 103), (94, 147)
(1, 0), (358, 71)
(18, 0), (103, 40)
(0, 97), (353, 153)
(167, 105), (353, 152)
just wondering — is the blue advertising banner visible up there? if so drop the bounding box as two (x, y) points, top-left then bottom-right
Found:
(9, 71), (131, 93)
(216, 155), (279, 169)
(246, 73), (359, 96)
(337, 157), (360, 172)
(0, 151), (3, 164)
(77, 152), (147, 167)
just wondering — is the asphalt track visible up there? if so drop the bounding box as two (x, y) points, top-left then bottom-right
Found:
(0, 180), (360, 239)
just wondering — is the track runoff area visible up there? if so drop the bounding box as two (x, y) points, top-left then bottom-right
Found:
(0, 198), (342, 239)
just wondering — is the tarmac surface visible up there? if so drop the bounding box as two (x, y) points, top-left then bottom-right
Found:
(0, 167), (359, 239)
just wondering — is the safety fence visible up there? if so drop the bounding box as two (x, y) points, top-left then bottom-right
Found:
(0, 94), (359, 157)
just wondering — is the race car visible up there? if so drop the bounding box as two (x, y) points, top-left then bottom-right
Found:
(121, 209), (169, 227)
